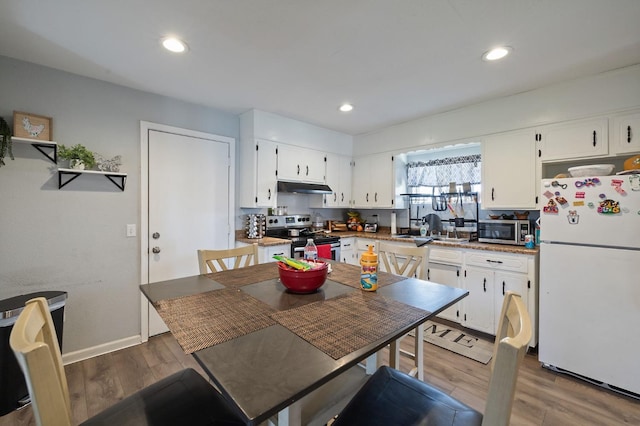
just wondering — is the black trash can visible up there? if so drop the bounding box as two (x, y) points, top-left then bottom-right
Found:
(0, 291), (67, 416)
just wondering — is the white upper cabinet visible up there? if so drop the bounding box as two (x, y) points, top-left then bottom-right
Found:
(277, 145), (326, 183)
(323, 153), (352, 208)
(352, 153), (394, 208)
(239, 138), (278, 208)
(538, 117), (608, 161)
(612, 110), (640, 155)
(482, 129), (538, 209)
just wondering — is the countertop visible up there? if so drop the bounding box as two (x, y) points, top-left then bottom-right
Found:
(236, 230), (539, 255)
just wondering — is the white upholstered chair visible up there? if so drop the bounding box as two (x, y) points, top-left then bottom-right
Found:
(10, 297), (244, 426)
(197, 243), (258, 274)
(377, 241), (429, 380)
(332, 291), (533, 426)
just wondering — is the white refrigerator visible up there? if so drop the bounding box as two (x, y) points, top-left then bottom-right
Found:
(539, 173), (640, 398)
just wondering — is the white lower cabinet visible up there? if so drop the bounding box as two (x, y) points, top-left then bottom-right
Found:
(236, 241), (289, 264)
(426, 247), (463, 323)
(461, 266), (496, 334)
(340, 237), (356, 264)
(462, 250), (537, 346)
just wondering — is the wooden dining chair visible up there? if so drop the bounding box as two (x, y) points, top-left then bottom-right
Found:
(10, 297), (245, 426)
(377, 241), (429, 380)
(198, 243), (258, 274)
(332, 291), (532, 426)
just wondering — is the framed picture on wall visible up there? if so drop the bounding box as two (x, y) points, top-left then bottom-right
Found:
(13, 111), (53, 141)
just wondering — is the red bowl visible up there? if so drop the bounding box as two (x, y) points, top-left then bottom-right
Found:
(277, 261), (328, 294)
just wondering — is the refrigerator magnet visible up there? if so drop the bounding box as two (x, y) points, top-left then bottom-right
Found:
(597, 199), (620, 214)
(567, 211), (579, 224)
(573, 201), (585, 206)
(543, 199), (558, 213)
(575, 191), (585, 198)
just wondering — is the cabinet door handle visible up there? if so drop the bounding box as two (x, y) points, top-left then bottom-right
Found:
(366, 193), (369, 202)
(593, 130), (597, 147)
(297, 165), (300, 175)
(502, 281), (505, 295)
(628, 125), (632, 143)
(333, 193), (337, 202)
(375, 192), (378, 202)
(306, 165), (309, 176)
(268, 189), (271, 200)
(491, 188), (495, 201)
(341, 193), (344, 202)
(427, 269), (430, 280)
(483, 278), (486, 292)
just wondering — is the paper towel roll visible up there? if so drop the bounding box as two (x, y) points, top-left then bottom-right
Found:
(391, 212), (397, 235)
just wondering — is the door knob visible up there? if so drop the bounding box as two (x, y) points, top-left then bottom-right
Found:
(152, 247), (161, 254)
(152, 232), (160, 239)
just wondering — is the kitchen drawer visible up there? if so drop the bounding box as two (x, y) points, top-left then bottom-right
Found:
(429, 248), (463, 265)
(464, 251), (528, 274)
(356, 239), (377, 251)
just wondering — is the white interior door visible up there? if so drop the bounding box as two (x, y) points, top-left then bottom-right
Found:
(141, 123), (235, 337)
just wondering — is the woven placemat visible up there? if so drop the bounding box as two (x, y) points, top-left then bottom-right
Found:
(154, 288), (276, 353)
(271, 292), (429, 360)
(329, 262), (407, 289)
(206, 262), (279, 287)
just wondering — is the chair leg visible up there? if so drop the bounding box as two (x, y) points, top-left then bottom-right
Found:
(415, 324), (424, 380)
(398, 325), (424, 380)
(389, 339), (401, 370)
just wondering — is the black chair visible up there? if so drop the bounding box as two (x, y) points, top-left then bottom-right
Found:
(10, 297), (246, 426)
(332, 292), (532, 426)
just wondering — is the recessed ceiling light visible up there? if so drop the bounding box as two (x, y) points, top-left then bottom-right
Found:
(482, 46), (512, 61)
(339, 103), (354, 112)
(162, 37), (188, 53)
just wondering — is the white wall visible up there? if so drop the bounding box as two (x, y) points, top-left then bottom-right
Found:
(0, 56), (238, 355)
(355, 64), (640, 154)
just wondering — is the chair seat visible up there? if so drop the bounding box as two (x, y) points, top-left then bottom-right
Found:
(80, 368), (245, 426)
(332, 366), (482, 426)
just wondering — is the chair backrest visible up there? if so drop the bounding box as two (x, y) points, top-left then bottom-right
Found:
(197, 243), (258, 274)
(483, 291), (532, 426)
(9, 297), (73, 426)
(377, 242), (428, 280)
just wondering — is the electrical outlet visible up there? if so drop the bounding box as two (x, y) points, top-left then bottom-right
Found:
(126, 224), (136, 237)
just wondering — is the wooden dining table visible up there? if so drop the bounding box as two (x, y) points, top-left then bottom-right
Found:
(140, 261), (468, 426)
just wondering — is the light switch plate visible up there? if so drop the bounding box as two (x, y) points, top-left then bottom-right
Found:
(126, 224), (136, 237)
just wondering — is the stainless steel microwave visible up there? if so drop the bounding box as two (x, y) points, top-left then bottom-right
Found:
(478, 219), (531, 245)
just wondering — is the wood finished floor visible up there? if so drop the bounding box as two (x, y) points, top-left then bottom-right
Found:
(2, 332), (639, 425)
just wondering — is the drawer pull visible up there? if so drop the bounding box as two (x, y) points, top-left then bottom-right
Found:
(486, 259), (503, 264)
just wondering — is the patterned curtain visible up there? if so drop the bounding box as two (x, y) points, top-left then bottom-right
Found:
(407, 154), (481, 189)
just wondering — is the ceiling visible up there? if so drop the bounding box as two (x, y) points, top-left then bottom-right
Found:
(1, 1), (639, 136)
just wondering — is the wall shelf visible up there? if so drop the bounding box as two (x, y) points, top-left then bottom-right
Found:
(58, 168), (127, 191)
(12, 136), (58, 164)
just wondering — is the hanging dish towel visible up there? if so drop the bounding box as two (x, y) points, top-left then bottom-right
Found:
(317, 244), (332, 259)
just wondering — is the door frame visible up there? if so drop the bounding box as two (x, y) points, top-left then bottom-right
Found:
(139, 121), (236, 341)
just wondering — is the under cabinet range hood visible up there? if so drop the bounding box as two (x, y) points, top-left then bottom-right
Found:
(277, 181), (333, 194)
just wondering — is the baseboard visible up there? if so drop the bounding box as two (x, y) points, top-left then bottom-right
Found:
(61, 335), (142, 365)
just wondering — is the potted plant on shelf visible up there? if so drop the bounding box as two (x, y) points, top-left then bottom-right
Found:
(0, 117), (13, 167)
(58, 144), (96, 170)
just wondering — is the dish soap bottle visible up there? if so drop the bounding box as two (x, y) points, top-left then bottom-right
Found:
(304, 238), (318, 261)
(360, 245), (378, 291)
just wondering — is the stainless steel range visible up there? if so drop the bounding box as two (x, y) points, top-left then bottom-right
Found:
(265, 214), (341, 261)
